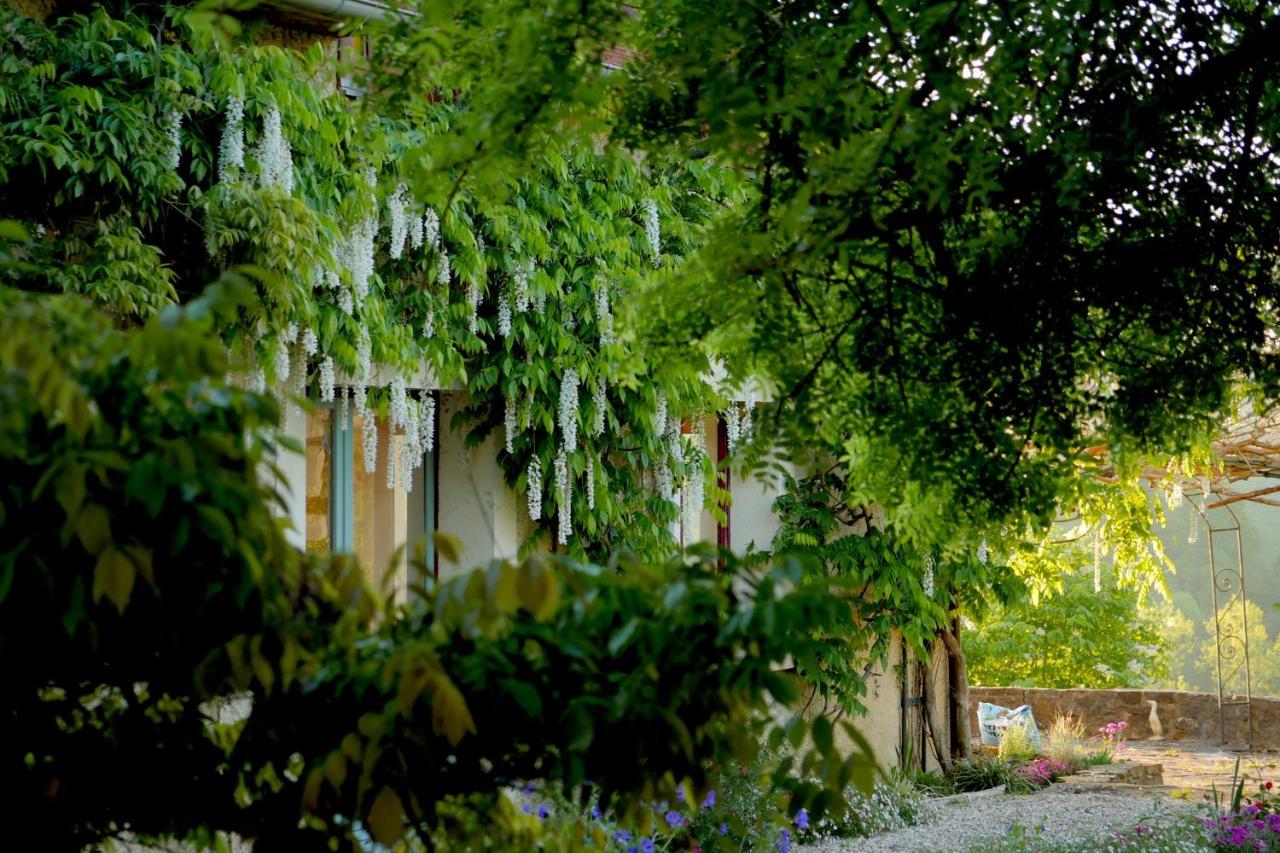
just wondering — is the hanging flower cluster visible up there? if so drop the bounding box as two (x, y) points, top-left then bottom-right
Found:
(319, 356), (336, 402)
(554, 445), (572, 545)
(504, 396), (518, 455)
(162, 109), (182, 172)
(559, 368), (580, 454)
(681, 448), (705, 540)
(592, 377), (608, 436)
(388, 182), (409, 260)
(257, 102), (293, 194)
(526, 456), (544, 521)
(642, 199), (661, 266)
(422, 208), (440, 250)
(585, 455), (596, 511)
(977, 538), (989, 564)
(594, 282), (614, 346)
(922, 554), (935, 598)
(218, 95), (245, 183)
(301, 327), (319, 356)
(467, 277), (483, 334)
(513, 263), (531, 312)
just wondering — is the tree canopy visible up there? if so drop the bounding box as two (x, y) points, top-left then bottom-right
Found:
(395, 0), (1280, 550)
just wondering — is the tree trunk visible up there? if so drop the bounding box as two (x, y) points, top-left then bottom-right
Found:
(940, 619), (972, 761)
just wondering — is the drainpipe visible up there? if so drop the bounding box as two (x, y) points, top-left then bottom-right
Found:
(273, 0), (403, 21)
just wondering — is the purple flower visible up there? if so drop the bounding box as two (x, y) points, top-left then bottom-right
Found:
(537, 804), (550, 820)
(524, 781), (536, 794)
(665, 810), (684, 828)
(719, 823), (729, 836)
(626, 847), (638, 853)
(703, 789), (717, 809)
(522, 803), (533, 814)
(676, 788), (686, 803)
(796, 809), (809, 831)
(779, 828), (792, 853)
(591, 805), (601, 819)
(615, 830), (632, 844)
(641, 838), (655, 853)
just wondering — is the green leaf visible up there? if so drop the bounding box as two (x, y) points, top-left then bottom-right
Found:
(92, 546), (135, 612)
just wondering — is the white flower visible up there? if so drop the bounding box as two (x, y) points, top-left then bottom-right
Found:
(249, 367), (266, 395)
(526, 456), (544, 521)
(325, 269), (340, 290)
(338, 386), (350, 431)
(217, 96), (245, 183)
(977, 538), (989, 564)
(654, 392), (668, 437)
(386, 425), (399, 490)
(437, 247), (452, 285)
(257, 102), (293, 193)
(655, 458), (673, 504)
(353, 383), (368, 417)
(301, 327), (319, 356)
(422, 308), (435, 340)
(388, 182), (409, 260)
(389, 375), (409, 431)
(642, 198), (661, 266)
(592, 376), (607, 436)
(319, 357), (335, 402)
(555, 445), (572, 545)
(162, 109), (182, 172)
(420, 394), (435, 453)
(273, 341), (291, 383)
(922, 554), (935, 598)
(347, 216), (377, 301)
(422, 209), (440, 250)
(497, 289), (513, 338)
(725, 405), (741, 452)
(466, 278), (483, 334)
(361, 404), (378, 474)
(1168, 479), (1184, 509)
(408, 205), (424, 250)
(586, 455), (596, 511)
(504, 396), (518, 455)
(356, 328), (372, 382)
(284, 322), (299, 344)
(559, 369), (580, 454)
(595, 283), (614, 346)
(513, 262), (531, 312)
(339, 290), (354, 315)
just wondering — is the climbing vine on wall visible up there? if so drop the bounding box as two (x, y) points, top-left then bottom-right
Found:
(0, 5), (743, 559)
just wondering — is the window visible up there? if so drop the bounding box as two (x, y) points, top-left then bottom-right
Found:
(305, 394), (438, 596)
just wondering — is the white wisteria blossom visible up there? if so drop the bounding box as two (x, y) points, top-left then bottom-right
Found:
(273, 341), (291, 383)
(585, 456), (596, 511)
(422, 209), (440, 250)
(422, 308), (435, 339)
(681, 453), (704, 541)
(338, 386), (350, 431)
(594, 283), (614, 346)
(923, 554), (935, 598)
(388, 182), (409, 260)
(301, 327), (319, 356)
(420, 394), (435, 453)
(558, 369), (580, 454)
(361, 407), (378, 474)
(346, 216), (377, 301)
(386, 430), (398, 491)
(513, 262), (531, 312)
(319, 356), (335, 402)
(592, 376), (608, 436)
(284, 323), (299, 345)
(353, 383), (368, 418)
(554, 445), (572, 545)
(257, 102), (293, 193)
(162, 109), (182, 172)
(408, 208), (423, 251)
(497, 289), (513, 338)
(356, 328), (372, 382)
(217, 95), (245, 183)
(389, 375), (409, 431)
(526, 456), (544, 521)
(654, 392), (668, 436)
(338, 290), (354, 315)
(436, 247), (452, 285)
(504, 396), (518, 455)
(249, 367), (266, 395)
(466, 277), (483, 334)
(655, 458), (674, 504)
(725, 404), (741, 452)
(977, 538), (989, 564)
(641, 198), (661, 266)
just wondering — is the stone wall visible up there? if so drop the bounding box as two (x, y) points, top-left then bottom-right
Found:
(971, 686), (1280, 749)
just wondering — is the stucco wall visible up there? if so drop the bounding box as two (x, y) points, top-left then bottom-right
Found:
(971, 686), (1280, 749)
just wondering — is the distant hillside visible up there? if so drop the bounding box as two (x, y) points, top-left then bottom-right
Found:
(1151, 477), (1280, 693)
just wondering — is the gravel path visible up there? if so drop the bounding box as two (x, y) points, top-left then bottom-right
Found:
(798, 787), (1196, 852)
